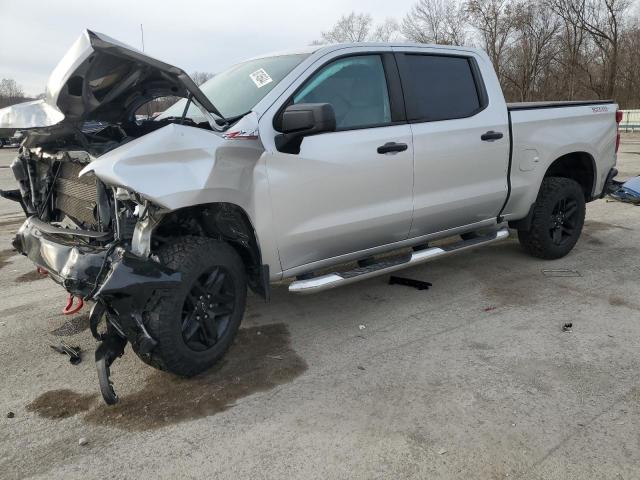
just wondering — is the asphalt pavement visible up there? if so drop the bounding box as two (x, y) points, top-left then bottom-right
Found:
(1, 137), (639, 479)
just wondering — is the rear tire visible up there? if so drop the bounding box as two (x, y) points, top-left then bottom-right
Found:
(517, 177), (585, 259)
(133, 236), (247, 376)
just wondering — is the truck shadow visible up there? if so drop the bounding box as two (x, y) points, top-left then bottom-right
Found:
(26, 323), (307, 431)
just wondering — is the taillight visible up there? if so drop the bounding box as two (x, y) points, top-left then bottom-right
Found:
(615, 109), (623, 153)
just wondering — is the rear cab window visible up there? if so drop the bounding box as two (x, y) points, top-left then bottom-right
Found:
(395, 53), (486, 122)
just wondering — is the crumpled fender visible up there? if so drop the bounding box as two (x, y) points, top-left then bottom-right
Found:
(79, 113), (281, 278)
(80, 123), (225, 209)
(80, 114), (264, 211)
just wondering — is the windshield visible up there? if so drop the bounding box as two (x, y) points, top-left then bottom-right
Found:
(159, 53), (309, 122)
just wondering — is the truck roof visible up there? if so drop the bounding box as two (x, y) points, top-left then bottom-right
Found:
(248, 42), (483, 61)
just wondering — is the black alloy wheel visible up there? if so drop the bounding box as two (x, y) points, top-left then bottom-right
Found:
(181, 267), (236, 352)
(517, 177), (586, 259)
(549, 196), (579, 246)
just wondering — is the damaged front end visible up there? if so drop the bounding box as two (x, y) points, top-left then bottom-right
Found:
(0, 29), (228, 404)
(10, 176), (182, 403)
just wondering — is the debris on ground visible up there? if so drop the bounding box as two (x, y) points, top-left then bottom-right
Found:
(483, 306), (497, 312)
(359, 324), (366, 330)
(357, 366), (365, 371)
(608, 176), (640, 205)
(50, 341), (82, 365)
(562, 323), (573, 332)
(78, 437), (88, 446)
(438, 448), (448, 455)
(7, 411), (15, 418)
(389, 276), (432, 290)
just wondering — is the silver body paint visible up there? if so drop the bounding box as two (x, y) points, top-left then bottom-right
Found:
(0, 34), (618, 282)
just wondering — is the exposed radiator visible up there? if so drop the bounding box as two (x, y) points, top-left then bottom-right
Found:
(54, 162), (98, 226)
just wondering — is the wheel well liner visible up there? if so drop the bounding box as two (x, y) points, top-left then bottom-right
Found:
(153, 203), (269, 300)
(544, 152), (596, 201)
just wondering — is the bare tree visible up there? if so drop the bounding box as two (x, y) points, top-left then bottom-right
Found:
(617, 17), (640, 107)
(313, 12), (403, 44)
(312, 1), (640, 107)
(190, 71), (214, 86)
(372, 18), (402, 42)
(0, 78), (24, 98)
(402, 0), (469, 45)
(553, 0), (632, 97)
(503, 1), (561, 101)
(318, 12), (374, 43)
(466, 0), (518, 82)
(0, 78), (27, 108)
(548, 0), (586, 99)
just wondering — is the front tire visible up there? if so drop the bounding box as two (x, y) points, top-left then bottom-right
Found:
(517, 177), (586, 259)
(134, 236), (247, 376)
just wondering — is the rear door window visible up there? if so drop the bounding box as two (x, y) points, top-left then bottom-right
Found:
(293, 55), (391, 130)
(396, 54), (483, 122)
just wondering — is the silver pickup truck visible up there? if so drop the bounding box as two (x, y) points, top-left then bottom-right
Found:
(0, 31), (620, 404)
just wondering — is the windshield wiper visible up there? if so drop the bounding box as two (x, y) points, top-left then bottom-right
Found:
(216, 111), (251, 128)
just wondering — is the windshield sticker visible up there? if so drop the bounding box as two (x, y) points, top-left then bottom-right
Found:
(249, 68), (273, 88)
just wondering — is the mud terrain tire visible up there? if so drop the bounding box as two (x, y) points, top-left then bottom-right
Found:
(134, 236), (247, 376)
(517, 177), (586, 259)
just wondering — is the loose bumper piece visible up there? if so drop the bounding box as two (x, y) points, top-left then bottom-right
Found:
(12, 215), (182, 404)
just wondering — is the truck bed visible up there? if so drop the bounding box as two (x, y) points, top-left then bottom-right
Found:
(501, 99), (618, 223)
(507, 100), (613, 111)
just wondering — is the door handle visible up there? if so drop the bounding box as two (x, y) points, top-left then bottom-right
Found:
(481, 131), (504, 141)
(377, 142), (408, 154)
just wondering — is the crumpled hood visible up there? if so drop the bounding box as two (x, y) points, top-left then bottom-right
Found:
(0, 29), (221, 130)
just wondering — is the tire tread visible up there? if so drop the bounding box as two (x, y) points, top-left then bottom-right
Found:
(517, 177), (585, 259)
(134, 236), (246, 376)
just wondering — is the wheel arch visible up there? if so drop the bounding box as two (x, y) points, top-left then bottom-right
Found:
(544, 151), (596, 201)
(153, 202), (269, 300)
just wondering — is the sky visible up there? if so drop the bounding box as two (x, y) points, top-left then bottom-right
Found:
(0, 0), (414, 96)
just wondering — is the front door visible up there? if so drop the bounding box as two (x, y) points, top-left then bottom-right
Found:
(265, 53), (414, 272)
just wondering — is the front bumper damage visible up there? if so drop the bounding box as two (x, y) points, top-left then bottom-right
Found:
(13, 216), (181, 404)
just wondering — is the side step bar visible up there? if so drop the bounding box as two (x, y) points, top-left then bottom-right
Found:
(289, 227), (510, 294)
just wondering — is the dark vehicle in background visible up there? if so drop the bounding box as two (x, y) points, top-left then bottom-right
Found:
(0, 128), (21, 147)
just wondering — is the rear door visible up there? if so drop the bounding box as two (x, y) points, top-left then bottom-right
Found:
(262, 50), (414, 272)
(394, 49), (510, 237)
